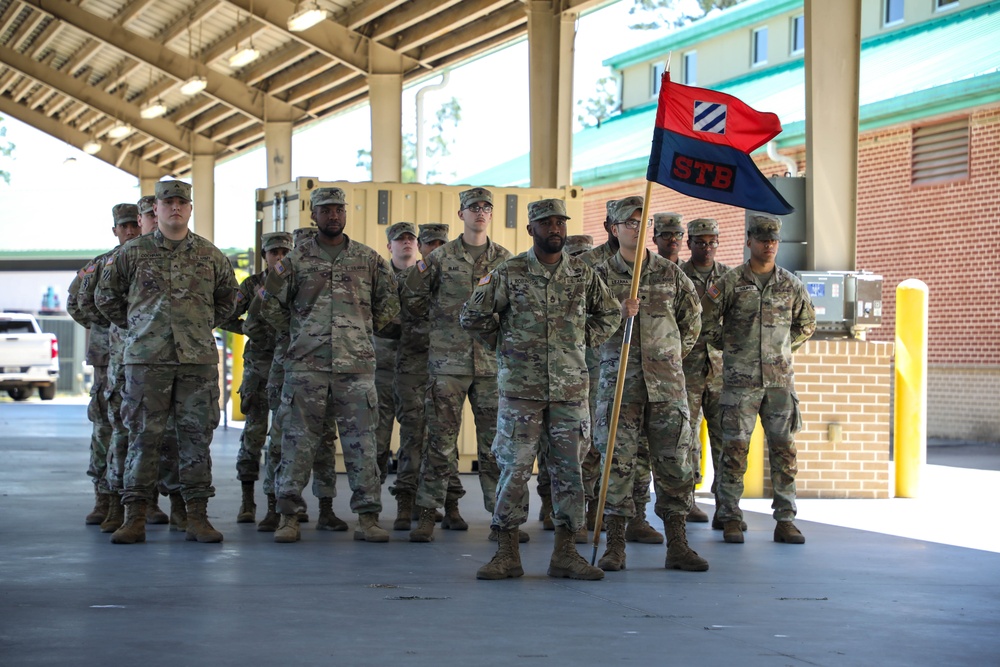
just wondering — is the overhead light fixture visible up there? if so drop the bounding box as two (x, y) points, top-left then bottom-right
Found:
(139, 100), (167, 119)
(287, 1), (329, 32)
(107, 122), (132, 139)
(180, 75), (208, 96)
(82, 139), (101, 155)
(229, 45), (260, 68)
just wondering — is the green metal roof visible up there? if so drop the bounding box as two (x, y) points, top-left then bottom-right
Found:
(460, 1), (1000, 188)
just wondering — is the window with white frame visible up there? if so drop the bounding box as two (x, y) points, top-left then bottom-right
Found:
(791, 15), (805, 55)
(752, 27), (768, 66)
(935, 0), (959, 11)
(683, 51), (697, 85)
(652, 62), (666, 96)
(884, 0), (904, 26)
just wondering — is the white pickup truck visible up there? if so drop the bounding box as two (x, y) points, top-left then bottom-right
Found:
(0, 312), (59, 401)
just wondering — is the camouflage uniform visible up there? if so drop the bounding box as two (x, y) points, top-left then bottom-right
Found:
(402, 219), (511, 513)
(703, 219), (816, 525)
(259, 224), (399, 517)
(593, 250), (702, 520)
(460, 231), (621, 533)
(95, 193), (238, 504)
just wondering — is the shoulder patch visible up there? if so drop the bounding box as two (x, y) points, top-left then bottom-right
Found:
(104, 255), (115, 267)
(417, 260), (427, 273)
(275, 261), (286, 275)
(707, 283), (721, 300)
(478, 274), (491, 286)
(236, 291), (245, 303)
(84, 263), (97, 275)
(257, 286), (267, 300)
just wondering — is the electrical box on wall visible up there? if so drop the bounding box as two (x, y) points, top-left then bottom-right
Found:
(796, 270), (883, 339)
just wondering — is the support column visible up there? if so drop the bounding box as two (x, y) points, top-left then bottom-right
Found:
(369, 45), (403, 183)
(527, 2), (577, 189)
(192, 154), (215, 242)
(265, 121), (292, 186)
(804, 0), (860, 270)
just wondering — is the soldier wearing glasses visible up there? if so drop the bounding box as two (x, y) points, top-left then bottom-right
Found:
(652, 212), (685, 264)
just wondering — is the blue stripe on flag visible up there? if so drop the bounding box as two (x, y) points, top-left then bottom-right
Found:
(693, 101), (727, 134)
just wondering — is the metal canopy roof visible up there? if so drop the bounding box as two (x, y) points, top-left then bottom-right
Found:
(0, 0), (598, 179)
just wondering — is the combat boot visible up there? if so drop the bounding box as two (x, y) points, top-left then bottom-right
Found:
(110, 500), (147, 544)
(274, 514), (300, 543)
(185, 498), (223, 543)
(625, 505), (664, 544)
(441, 499), (468, 531)
(146, 495), (169, 524)
(409, 507), (437, 542)
(412, 506), (443, 522)
(575, 524), (588, 544)
(712, 510), (746, 531)
(598, 515), (628, 572)
(393, 491), (414, 531)
(540, 495), (554, 530)
(257, 494), (279, 532)
(722, 520), (745, 544)
(476, 529), (524, 580)
(85, 490), (109, 525)
(354, 512), (390, 542)
(316, 497), (348, 531)
(100, 494), (124, 533)
(168, 493), (187, 531)
(489, 527), (530, 543)
(665, 515), (709, 571)
(547, 526), (604, 580)
(586, 500), (598, 531)
(774, 521), (806, 544)
(296, 498), (309, 523)
(687, 503), (709, 523)
(236, 481), (256, 523)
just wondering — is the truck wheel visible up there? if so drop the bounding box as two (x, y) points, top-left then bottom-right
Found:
(7, 387), (29, 401)
(39, 384), (56, 400)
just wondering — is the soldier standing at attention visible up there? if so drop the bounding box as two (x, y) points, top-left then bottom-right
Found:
(95, 180), (238, 544)
(461, 199), (621, 581)
(218, 232), (293, 523)
(679, 218), (732, 526)
(592, 198), (708, 573)
(652, 212), (685, 263)
(374, 222), (418, 484)
(703, 214), (816, 545)
(406, 188), (512, 543)
(260, 187), (399, 544)
(67, 204), (141, 525)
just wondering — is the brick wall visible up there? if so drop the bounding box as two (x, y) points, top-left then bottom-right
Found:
(927, 364), (1000, 440)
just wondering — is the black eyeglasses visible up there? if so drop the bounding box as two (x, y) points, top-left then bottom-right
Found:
(657, 231), (684, 240)
(465, 205), (493, 214)
(615, 219), (643, 230)
(691, 240), (720, 248)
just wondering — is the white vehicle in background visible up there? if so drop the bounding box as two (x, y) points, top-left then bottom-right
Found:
(0, 312), (59, 401)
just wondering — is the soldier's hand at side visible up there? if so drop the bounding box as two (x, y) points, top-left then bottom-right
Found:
(621, 298), (639, 319)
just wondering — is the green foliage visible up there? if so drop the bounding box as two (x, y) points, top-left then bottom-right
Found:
(0, 116), (14, 185)
(576, 77), (619, 129)
(628, 0), (743, 30)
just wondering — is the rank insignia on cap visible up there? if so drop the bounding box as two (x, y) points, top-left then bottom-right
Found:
(417, 260), (427, 273)
(478, 274), (491, 286)
(707, 283), (721, 300)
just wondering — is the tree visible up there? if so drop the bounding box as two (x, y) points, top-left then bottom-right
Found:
(576, 76), (618, 129)
(357, 96), (462, 183)
(0, 114), (14, 185)
(627, 0), (744, 31)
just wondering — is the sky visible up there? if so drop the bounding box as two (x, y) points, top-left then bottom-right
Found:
(0, 0), (699, 253)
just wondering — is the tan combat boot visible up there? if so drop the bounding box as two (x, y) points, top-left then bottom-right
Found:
(316, 497), (348, 531)
(185, 498), (223, 543)
(598, 515), (628, 572)
(441, 499), (468, 531)
(774, 521), (806, 544)
(169, 492), (187, 531)
(476, 528), (524, 580)
(257, 494), (279, 532)
(489, 527), (530, 543)
(86, 490), (110, 525)
(409, 507), (437, 542)
(712, 510), (746, 532)
(722, 520), (745, 544)
(625, 504), (664, 544)
(354, 512), (390, 542)
(412, 506), (443, 522)
(146, 495), (169, 524)
(236, 481), (256, 523)
(665, 514), (709, 571)
(100, 494), (125, 533)
(687, 503), (709, 523)
(548, 526), (604, 580)
(540, 494), (555, 530)
(110, 500), (147, 544)
(274, 514), (300, 543)
(393, 491), (414, 531)
(296, 498), (309, 523)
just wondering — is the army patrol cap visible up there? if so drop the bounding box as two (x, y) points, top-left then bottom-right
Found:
(136, 195), (156, 215)
(687, 217), (720, 237)
(155, 180), (191, 201)
(311, 187), (346, 207)
(386, 222), (417, 241)
(459, 187), (493, 209)
(112, 203), (139, 226)
(747, 214), (782, 240)
(418, 223), (449, 244)
(528, 198), (570, 222)
(564, 235), (594, 256)
(262, 231), (293, 253)
(611, 196), (644, 224)
(653, 212), (684, 237)
(292, 226), (317, 247)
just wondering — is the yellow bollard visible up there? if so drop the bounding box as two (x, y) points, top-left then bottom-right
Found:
(895, 279), (928, 498)
(695, 416), (709, 490)
(744, 415), (765, 498)
(229, 332), (245, 422)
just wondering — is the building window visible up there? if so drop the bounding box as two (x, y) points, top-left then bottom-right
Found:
(912, 117), (969, 186)
(935, 0), (959, 11)
(752, 27), (768, 66)
(790, 15), (805, 54)
(883, 0), (904, 26)
(683, 51), (697, 85)
(652, 62), (665, 96)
